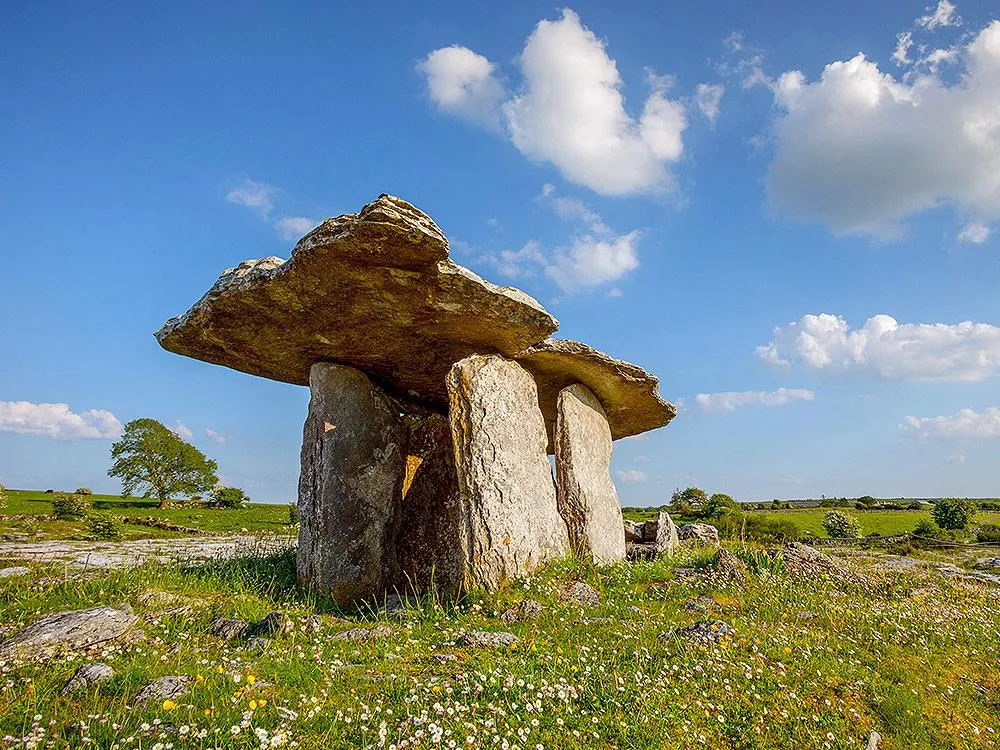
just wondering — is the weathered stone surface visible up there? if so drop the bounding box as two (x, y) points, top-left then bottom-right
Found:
(297, 363), (406, 605)
(396, 412), (464, 593)
(447, 355), (569, 590)
(665, 619), (735, 646)
(135, 675), (192, 706)
(245, 612), (293, 639)
(626, 542), (657, 561)
(0, 606), (137, 661)
(623, 520), (642, 543)
(0, 566), (30, 579)
(654, 512), (679, 557)
(500, 599), (545, 623)
(209, 617), (248, 640)
(554, 384), (626, 566)
(678, 523), (720, 547)
(516, 339), (676, 447)
(61, 663), (114, 694)
(156, 195), (557, 410)
(460, 631), (518, 649)
(554, 580), (601, 607)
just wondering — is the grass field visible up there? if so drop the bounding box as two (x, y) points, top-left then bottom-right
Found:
(0, 545), (997, 749)
(1, 490), (292, 541)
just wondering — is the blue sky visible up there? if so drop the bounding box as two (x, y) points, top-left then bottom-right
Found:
(1, 0), (998, 504)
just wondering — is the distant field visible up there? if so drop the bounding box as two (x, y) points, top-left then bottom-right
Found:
(623, 505), (1000, 538)
(1, 489), (293, 541)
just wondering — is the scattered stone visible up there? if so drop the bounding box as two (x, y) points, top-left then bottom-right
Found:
(677, 524), (720, 547)
(209, 617), (248, 640)
(245, 612), (292, 639)
(333, 625), (393, 642)
(623, 520), (643, 544)
(0, 606), (138, 661)
(683, 597), (717, 615)
(625, 543), (657, 561)
(134, 675), (192, 706)
(61, 663), (114, 694)
(246, 637), (271, 652)
(460, 631), (518, 649)
(780, 543), (863, 582)
(867, 730), (882, 750)
(499, 599), (545, 623)
(296, 362), (406, 606)
(667, 619), (735, 646)
(554, 383), (626, 565)
(654, 512), (679, 558)
(975, 558), (1000, 570)
(554, 581), (600, 607)
(448, 355), (569, 590)
(713, 549), (748, 581)
(431, 653), (460, 663)
(0, 566), (31, 579)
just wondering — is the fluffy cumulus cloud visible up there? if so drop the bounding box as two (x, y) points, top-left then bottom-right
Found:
(766, 19), (1000, 237)
(419, 9), (687, 195)
(959, 221), (992, 243)
(226, 179), (276, 217)
(0, 401), (121, 440)
(417, 46), (505, 129)
(205, 428), (227, 444)
(903, 406), (1000, 439)
(694, 388), (815, 413)
(488, 184), (641, 291)
(615, 469), (647, 482)
(172, 421), (194, 441)
(274, 216), (317, 241)
(759, 313), (1000, 381)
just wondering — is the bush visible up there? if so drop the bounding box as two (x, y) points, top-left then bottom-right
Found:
(288, 502), (299, 525)
(75, 487), (93, 495)
(715, 512), (800, 543)
(822, 511), (862, 538)
(85, 513), (124, 541)
(211, 486), (249, 508)
(975, 523), (1000, 543)
(932, 497), (974, 530)
(0, 484), (6, 513)
(50, 492), (91, 520)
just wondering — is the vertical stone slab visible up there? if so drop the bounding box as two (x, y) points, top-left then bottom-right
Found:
(447, 355), (569, 590)
(296, 362), (405, 605)
(396, 412), (464, 594)
(654, 511), (679, 558)
(554, 383), (626, 565)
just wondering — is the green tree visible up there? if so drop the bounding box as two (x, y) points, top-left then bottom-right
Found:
(212, 486), (249, 508)
(108, 419), (218, 508)
(822, 510), (862, 538)
(932, 497), (973, 530)
(670, 487), (708, 516)
(702, 493), (739, 519)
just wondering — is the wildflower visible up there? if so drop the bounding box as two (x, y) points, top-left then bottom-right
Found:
(161, 700), (176, 711)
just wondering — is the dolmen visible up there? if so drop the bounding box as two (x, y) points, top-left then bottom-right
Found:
(157, 195), (676, 605)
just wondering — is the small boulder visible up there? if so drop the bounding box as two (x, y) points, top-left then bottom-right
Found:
(623, 520), (643, 543)
(654, 512), (679, 557)
(209, 617), (248, 640)
(554, 581), (600, 607)
(625, 543), (657, 561)
(974, 558), (1000, 570)
(499, 599), (545, 623)
(712, 549), (748, 581)
(0, 566), (31, 579)
(460, 631), (518, 649)
(666, 619), (735, 646)
(61, 663), (114, 695)
(245, 612), (292, 639)
(677, 523), (720, 547)
(0, 606), (138, 661)
(135, 675), (192, 706)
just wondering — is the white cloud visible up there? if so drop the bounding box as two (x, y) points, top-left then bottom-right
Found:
(917, 1), (961, 30)
(903, 406), (1000, 439)
(417, 46), (505, 129)
(944, 453), (966, 464)
(537, 183), (608, 233)
(205, 428), (227, 444)
(694, 388), (815, 413)
(695, 83), (725, 121)
(226, 180), (276, 217)
(760, 313), (1000, 381)
(0, 401), (121, 440)
(172, 421), (193, 441)
(893, 31), (914, 66)
(766, 20), (1000, 237)
(275, 216), (317, 241)
(545, 231), (640, 291)
(616, 469), (647, 482)
(959, 221), (992, 243)
(420, 10), (687, 195)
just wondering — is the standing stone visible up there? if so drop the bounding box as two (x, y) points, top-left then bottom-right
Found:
(297, 362), (406, 605)
(447, 355), (569, 590)
(654, 511), (679, 557)
(554, 383), (626, 565)
(396, 412), (464, 593)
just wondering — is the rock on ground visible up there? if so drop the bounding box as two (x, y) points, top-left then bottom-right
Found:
(209, 617), (248, 640)
(297, 362), (406, 605)
(667, 619), (735, 646)
(396, 412), (464, 593)
(0, 606), (137, 661)
(780, 543), (864, 583)
(460, 631), (518, 649)
(500, 599), (545, 624)
(554, 383), (626, 566)
(654, 511), (679, 557)
(623, 520), (642, 543)
(713, 549), (748, 581)
(0, 566), (31, 579)
(678, 523), (720, 547)
(554, 581), (601, 607)
(448, 355), (569, 591)
(135, 675), (192, 706)
(61, 663), (115, 694)
(245, 612), (292, 639)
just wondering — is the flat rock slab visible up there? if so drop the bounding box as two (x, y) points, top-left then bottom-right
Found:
(0, 566), (31, 579)
(448, 355), (569, 590)
(156, 195), (557, 410)
(209, 617), (248, 640)
(654, 512), (679, 557)
(62, 663), (115, 694)
(0, 606), (138, 661)
(666, 619), (735, 646)
(517, 339), (676, 446)
(555, 383), (625, 566)
(678, 523), (720, 547)
(460, 631), (518, 649)
(135, 675), (192, 706)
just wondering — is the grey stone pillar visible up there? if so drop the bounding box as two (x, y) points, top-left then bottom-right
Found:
(447, 355), (569, 590)
(296, 362), (406, 605)
(396, 412), (464, 594)
(554, 383), (626, 565)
